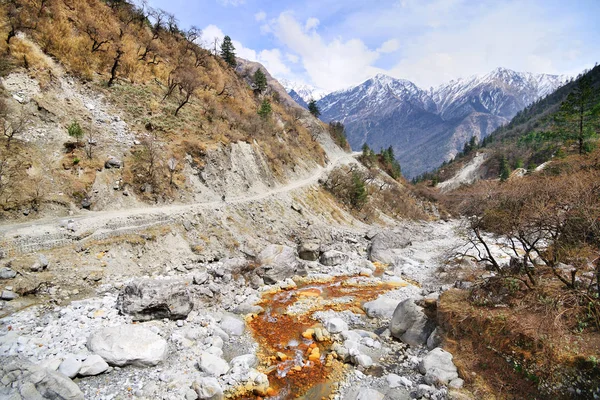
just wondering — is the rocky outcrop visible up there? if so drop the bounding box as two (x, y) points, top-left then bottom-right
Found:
(363, 297), (400, 319)
(87, 325), (168, 367)
(369, 230), (412, 264)
(418, 347), (459, 385)
(297, 241), (320, 261)
(0, 356), (84, 400)
(116, 278), (193, 321)
(319, 250), (348, 266)
(256, 244), (304, 284)
(389, 298), (434, 346)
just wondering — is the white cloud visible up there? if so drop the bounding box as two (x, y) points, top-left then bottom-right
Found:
(286, 53), (299, 63)
(202, 24), (291, 79)
(304, 17), (320, 31)
(255, 11), (266, 22)
(377, 39), (400, 54)
(271, 12), (383, 91)
(216, 0), (245, 6)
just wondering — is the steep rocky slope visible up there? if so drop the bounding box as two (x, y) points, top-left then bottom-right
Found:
(316, 69), (566, 177)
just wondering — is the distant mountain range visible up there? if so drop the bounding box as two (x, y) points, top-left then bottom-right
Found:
(279, 79), (327, 106)
(282, 68), (567, 178)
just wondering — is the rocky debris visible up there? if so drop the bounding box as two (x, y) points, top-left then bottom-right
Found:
(116, 278), (193, 321)
(1, 290), (18, 300)
(369, 229), (412, 264)
(297, 241), (320, 261)
(30, 254), (50, 272)
(104, 156), (122, 169)
(192, 377), (224, 400)
(256, 244), (304, 284)
(58, 355), (82, 378)
(419, 347), (459, 385)
(386, 373), (413, 389)
(230, 354), (258, 370)
(389, 298), (434, 347)
(0, 266), (17, 279)
(87, 325), (168, 367)
(219, 315), (245, 336)
(0, 356), (84, 400)
(363, 297), (400, 319)
(319, 250), (349, 266)
(354, 387), (385, 400)
(79, 354), (109, 376)
(198, 352), (230, 377)
(324, 317), (348, 333)
(426, 327), (442, 350)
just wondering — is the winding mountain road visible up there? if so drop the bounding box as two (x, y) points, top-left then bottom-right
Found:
(0, 152), (360, 255)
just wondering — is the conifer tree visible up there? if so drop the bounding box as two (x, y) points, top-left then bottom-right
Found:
(257, 99), (272, 119)
(220, 35), (236, 67)
(559, 75), (594, 154)
(253, 68), (267, 93)
(308, 99), (320, 118)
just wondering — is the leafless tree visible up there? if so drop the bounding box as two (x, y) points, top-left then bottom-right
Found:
(167, 156), (178, 185)
(174, 68), (200, 116)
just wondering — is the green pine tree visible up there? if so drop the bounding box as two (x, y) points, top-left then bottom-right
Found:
(253, 68), (267, 93)
(559, 75), (595, 154)
(257, 99), (272, 119)
(308, 99), (321, 118)
(350, 171), (368, 209)
(499, 155), (510, 182)
(67, 121), (84, 144)
(220, 35), (236, 68)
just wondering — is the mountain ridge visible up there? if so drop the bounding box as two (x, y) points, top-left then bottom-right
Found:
(310, 68), (567, 177)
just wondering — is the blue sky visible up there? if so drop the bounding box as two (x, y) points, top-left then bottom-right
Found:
(146, 0), (600, 92)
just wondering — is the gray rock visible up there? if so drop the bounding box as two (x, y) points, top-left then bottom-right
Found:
(198, 352), (229, 377)
(185, 388), (199, 400)
(354, 387), (385, 400)
(219, 315), (245, 336)
(0, 267), (16, 279)
(230, 354), (258, 370)
(319, 250), (348, 266)
(87, 325), (168, 367)
(386, 373), (413, 388)
(81, 198), (92, 209)
(116, 278), (193, 321)
(256, 244), (301, 284)
(58, 356), (81, 378)
(363, 297), (400, 319)
(1, 356), (84, 400)
(369, 230), (412, 264)
(324, 318), (348, 334)
(426, 327), (442, 350)
(104, 157), (122, 169)
(389, 298), (434, 347)
(417, 384), (436, 398)
(78, 354), (109, 376)
(354, 354), (373, 368)
(38, 254), (49, 268)
(1, 290), (18, 300)
(232, 303), (264, 315)
(192, 377), (223, 400)
(297, 241), (320, 261)
(419, 348), (459, 385)
(193, 272), (209, 285)
(449, 378), (464, 389)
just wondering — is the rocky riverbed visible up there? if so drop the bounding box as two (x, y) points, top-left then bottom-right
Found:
(0, 220), (480, 399)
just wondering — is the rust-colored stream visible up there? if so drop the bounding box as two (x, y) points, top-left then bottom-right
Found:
(234, 275), (408, 399)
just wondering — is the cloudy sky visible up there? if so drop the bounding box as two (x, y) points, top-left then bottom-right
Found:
(146, 0), (600, 92)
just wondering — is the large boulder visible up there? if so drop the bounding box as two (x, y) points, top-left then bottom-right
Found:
(0, 356), (84, 400)
(297, 241), (320, 261)
(87, 325), (168, 367)
(389, 298), (434, 346)
(363, 297), (400, 319)
(256, 244), (302, 284)
(193, 377), (223, 400)
(418, 348), (459, 385)
(104, 156), (122, 169)
(319, 250), (349, 266)
(368, 230), (412, 264)
(0, 266), (16, 279)
(198, 352), (229, 377)
(116, 278), (193, 321)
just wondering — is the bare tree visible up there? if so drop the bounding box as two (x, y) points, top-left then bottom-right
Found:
(167, 156), (178, 185)
(174, 68), (200, 116)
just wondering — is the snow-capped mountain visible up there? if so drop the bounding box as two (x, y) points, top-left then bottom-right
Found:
(279, 79), (328, 103)
(316, 68), (567, 178)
